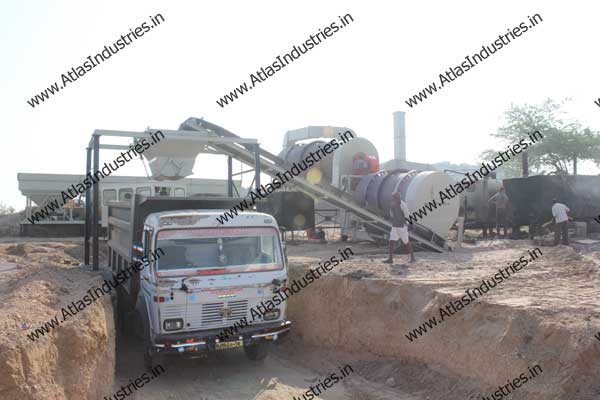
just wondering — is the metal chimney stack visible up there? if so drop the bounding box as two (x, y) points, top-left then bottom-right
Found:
(393, 111), (406, 161)
(522, 151), (529, 177)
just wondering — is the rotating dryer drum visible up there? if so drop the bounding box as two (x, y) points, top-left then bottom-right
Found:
(330, 137), (378, 189)
(354, 170), (459, 238)
(278, 141), (334, 185)
(279, 138), (379, 186)
(278, 126), (378, 188)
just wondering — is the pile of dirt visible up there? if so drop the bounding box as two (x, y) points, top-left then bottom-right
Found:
(285, 240), (600, 400)
(6, 243), (27, 256)
(1, 237), (598, 399)
(0, 242), (115, 400)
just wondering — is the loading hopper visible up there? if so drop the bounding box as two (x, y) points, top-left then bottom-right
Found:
(138, 135), (206, 180)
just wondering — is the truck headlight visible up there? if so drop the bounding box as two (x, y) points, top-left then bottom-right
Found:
(263, 309), (280, 321)
(163, 318), (183, 331)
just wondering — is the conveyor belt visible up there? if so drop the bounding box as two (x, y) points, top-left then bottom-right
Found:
(179, 118), (446, 253)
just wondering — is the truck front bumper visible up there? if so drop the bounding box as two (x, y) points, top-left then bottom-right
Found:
(152, 320), (292, 354)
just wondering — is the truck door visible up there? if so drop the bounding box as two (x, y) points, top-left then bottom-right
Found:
(140, 229), (158, 333)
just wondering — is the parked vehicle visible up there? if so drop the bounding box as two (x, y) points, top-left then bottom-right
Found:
(107, 195), (291, 367)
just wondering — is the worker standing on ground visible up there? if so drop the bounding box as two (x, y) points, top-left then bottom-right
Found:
(383, 192), (415, 264)
(551, 198), (570, 245)
(488, 187), (510, 237)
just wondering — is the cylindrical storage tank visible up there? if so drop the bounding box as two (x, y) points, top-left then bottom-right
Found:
(354, 170), (460, 238)
(278, 141), (334, 185)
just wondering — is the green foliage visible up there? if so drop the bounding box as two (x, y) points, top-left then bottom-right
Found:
(480, 149), (522, 178)
(480, 99), (600, 176)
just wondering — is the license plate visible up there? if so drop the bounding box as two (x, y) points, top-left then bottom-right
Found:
(215, 340), (243, 350)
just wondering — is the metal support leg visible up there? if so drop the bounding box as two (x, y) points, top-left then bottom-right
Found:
(227, 156), (233, 197)
(84, 147), (92, 266)
(456, 217), (465, 248)
(26, 196), (31, 220)
(92, 136), (100, 270)
(254, 144), (261, 191)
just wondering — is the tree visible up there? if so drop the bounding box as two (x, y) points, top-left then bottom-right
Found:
(480, 99), (600, 177)
(0, 202), (15, 216)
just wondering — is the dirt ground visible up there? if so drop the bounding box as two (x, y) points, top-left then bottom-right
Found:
(284, 239), (600, 399)
(0, 237), (599, 399)
(113, 334), (422, 400)
(0, 242), (114, 400)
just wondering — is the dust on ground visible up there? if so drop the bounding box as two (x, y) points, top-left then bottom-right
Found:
(286, 238), (600, 333)
(285, 238), (600, 399)
(0, 241), (113, 400)
(0, 237), (599, 399)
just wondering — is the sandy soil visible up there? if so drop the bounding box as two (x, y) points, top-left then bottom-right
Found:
(1, 237), (598, 399)
(0, 242), (114, 400)
(285, 239), (600, 399)
(113, 334), (423, 400)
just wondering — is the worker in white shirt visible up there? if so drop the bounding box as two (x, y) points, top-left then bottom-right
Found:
(383, 192), (415, 264)
(551, 198), (570, 245)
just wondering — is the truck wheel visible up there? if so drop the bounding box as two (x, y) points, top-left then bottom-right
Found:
(341, 235), (348, 242)
(243, 342), (269, 361)
(143, 341), (163, 370)
(143, 346), (154, 370)
(116, 288), (129, 334)
(144, 347), (160, 370)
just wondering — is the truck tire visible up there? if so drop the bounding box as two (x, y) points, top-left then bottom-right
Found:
(243, 342), (269, 361)
(114, 268), (139, 313)
(116, 282), (135, 313)
(138, 295), (162, 369)
(143, 341), (154, 370)
(116, 287), (128, 334)
(143, 339), (163, 370)
(135, 293), (152, 339)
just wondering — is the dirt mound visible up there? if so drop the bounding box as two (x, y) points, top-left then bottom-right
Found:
(285, 241), (600, 400)
(6, 243), (27, 256)
(0, 243), (115, 400)
(3, 243), (82, 266)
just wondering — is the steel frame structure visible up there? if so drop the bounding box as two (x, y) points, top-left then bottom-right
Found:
(84, 129), (261, 270)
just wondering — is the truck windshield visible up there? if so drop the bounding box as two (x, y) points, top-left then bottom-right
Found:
(155, 227), (283, 271)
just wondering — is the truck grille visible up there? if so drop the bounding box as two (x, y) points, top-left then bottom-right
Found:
(224, 300), (249, 322)
(161, 304), (185, 319)
(186, 300), (249, 329)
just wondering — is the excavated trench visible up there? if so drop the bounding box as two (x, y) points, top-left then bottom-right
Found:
(2, 240), (599, 399)
(284, 241), (600, 400)
(0, 242), (115, 400)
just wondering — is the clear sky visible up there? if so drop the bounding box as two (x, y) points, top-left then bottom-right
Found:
(1, 0), (599, 209)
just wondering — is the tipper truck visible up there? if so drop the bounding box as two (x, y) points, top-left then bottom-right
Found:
(107, 195), (292, 367)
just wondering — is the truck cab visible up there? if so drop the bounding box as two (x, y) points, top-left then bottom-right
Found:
(107, 196), (291, 367)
